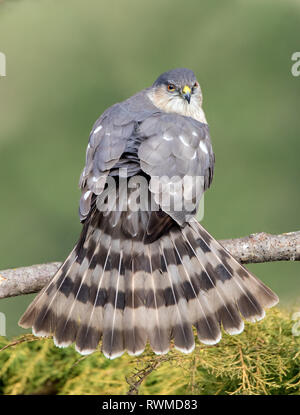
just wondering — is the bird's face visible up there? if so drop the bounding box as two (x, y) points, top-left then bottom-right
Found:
(149, 68), (206, 123)
(164, 79), (201, 105)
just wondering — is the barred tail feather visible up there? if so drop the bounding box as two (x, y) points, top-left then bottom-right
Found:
(159, 238), (195, 353)
(19, 210), (278, 358)
(145, 244), (170, 354)
(169, 230), (222, 345)
(123, 240), (147, 356)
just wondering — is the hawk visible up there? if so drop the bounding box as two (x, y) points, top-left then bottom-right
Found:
(19, 68), (278, 359)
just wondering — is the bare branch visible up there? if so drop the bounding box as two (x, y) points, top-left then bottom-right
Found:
(0, 262), (61, 299)
(221, 231), (300, 264)
(0, 231), (299, 300)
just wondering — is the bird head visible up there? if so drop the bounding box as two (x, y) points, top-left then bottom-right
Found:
(149, 68), (206, 123)
(149, 68), (205, 122)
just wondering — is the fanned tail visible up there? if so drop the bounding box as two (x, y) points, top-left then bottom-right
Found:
(19, 200), (278, 359)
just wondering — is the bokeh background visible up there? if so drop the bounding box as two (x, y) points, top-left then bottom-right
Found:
(0, 0), (299, 337)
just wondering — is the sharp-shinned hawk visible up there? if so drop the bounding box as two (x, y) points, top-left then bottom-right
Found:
(19, 68), (279, 359)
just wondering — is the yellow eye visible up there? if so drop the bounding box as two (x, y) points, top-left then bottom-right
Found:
(167, 83), (175, 92)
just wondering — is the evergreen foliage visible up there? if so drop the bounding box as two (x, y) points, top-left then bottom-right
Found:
(0, 308), (299, 395)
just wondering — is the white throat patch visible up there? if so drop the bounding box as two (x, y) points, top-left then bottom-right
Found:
(148, 88), (207, 124)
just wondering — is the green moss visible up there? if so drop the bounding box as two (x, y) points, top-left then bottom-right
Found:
(0, 308), (299, 395)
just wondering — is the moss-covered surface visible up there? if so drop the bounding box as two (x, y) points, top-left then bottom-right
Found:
(0, 308), (299, 395)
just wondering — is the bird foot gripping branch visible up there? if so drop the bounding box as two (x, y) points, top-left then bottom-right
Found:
(19, 68), (278, 359)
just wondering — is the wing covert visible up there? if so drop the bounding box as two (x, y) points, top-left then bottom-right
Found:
(79, 104), (135, 221)
(138, 113), (214, 225)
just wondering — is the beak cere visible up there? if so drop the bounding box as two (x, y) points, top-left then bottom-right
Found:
(182, 85), (191, 104)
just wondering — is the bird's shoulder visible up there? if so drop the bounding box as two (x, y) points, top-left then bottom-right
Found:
(90, 88), (160, 134)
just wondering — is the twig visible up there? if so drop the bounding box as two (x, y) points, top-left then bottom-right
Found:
(126, 356), (169, 395)
(0, 231), (299, 299)
(0, 334), (40, 352)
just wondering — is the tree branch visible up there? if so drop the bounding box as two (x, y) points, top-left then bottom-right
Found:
(220, 230), (300, 264)
(0, 231), (299, 300)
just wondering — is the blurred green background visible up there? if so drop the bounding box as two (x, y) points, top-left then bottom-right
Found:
(0, 0), (299, 337)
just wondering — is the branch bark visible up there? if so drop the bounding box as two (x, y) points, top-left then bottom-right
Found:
(0, 231), (299, 300)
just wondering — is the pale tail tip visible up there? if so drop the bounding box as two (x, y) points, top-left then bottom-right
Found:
(174, 342), (195, 354)
(199, 333), (222, 346)
(75, 346), (95, 356)
(245, 310), (266, 324)
(53, 336), (73, 349)
(225, 321), (245, 336)
(268, 294), (280, 308)
(32, 327), (50, 338)
(102, 350), (125, 360)
(127, 348), (145, 357)
(153, 348), (170, 356)
(18, 317), (31, 329)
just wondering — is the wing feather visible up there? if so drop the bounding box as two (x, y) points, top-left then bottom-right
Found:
(138, 113), (214, 226)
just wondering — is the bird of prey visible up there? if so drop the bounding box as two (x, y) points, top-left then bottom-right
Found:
(19, 68), (279, 359)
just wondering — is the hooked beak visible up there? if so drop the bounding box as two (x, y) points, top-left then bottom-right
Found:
(182, 85), (191, 104)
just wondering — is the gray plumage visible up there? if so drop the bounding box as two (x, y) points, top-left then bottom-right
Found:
(19, 68), (278, 359)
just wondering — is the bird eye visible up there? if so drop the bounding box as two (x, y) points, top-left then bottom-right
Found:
(167, 83), (175, 92)
(192, 82), (199, 94)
